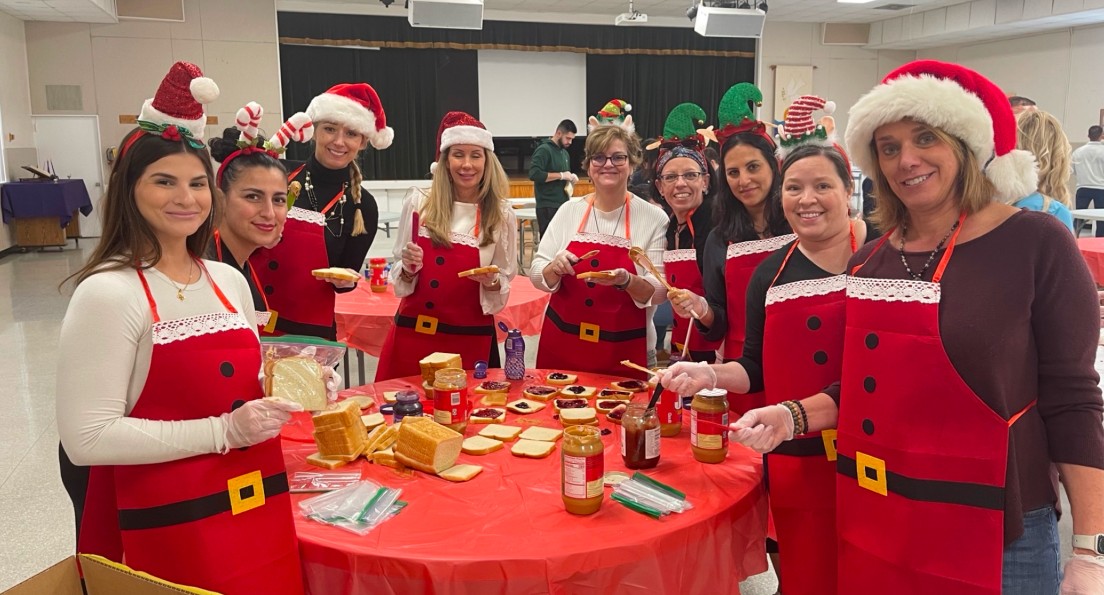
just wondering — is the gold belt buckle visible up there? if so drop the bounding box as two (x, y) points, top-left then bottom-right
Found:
(579, 322), (600, 343)
(415, 314), (439, 335)
(821, 429), (838, 462)
(855, 451), (887, 496)
(227, 470), (266, 515)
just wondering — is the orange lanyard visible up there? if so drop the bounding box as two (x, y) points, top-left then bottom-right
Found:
(577, 193), (632, 239)
(674, 209), (696, 250)
(851, 212), (966, 280)
(213, 230), (270, 312)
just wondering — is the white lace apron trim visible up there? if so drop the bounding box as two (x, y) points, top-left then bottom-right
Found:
(152, 312), (254, 345)
(846, 276), (941, 304)
(663, 248), (697, 263)
(418, 225), (479, 249)
(765, 274), (847, 307)
(569, 232), (632, 250)
(287, 207), (325, 226)
(726, 234), (797, 259)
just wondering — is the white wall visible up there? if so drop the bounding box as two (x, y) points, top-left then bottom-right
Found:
(0, 10), (34, 252)
(918, 24), (1104, 140)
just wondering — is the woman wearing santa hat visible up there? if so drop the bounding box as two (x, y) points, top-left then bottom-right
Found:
(719, 61), (1104, 594)
(375, 111), (518, 381)
(661, 96), (879, 595)
(249, 82), (391, 340)
(530, 107), (669, 375)
(56, 62), (304, 594)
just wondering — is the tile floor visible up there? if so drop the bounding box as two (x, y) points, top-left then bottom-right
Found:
(1, 227), (1089, 592)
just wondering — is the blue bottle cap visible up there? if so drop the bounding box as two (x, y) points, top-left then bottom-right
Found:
(473, 360), (489, 378)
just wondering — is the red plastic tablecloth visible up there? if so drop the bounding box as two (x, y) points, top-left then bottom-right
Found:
(282, 369), (768, 595)
(334, 277), (550, 356)
(1079, 238), (1104, 286)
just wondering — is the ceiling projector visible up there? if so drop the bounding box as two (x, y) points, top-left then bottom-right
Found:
(615, 11), (648, 25)
(693, 6), (766, 38)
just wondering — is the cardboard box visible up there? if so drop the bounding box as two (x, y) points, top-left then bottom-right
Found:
(3, 554), (221, 595)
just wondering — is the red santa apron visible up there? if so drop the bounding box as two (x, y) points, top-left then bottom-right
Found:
(837, 216), (1034, 594)
(663, 210), (722, 361)
(723, 233), (796, 413)
(249, 165), (339, 339)
(78, 263), (303, 595)
(375, 210), (495, 381)
(214, 230), (274, 332)
(536, 194), (648, 377)
(761, 235), (852, 595)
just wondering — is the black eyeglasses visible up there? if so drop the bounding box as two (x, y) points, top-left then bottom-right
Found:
(590, 154), (629, 166)
(658, 171), (706, 184)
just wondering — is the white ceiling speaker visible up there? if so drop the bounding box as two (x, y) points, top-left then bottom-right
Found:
(408, 0), (484, 30)
(693, 6), (766, 38)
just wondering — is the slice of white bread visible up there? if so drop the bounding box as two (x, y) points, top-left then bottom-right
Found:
(523, 385), (560, 401)
(552, 398), (589, 412)
(363, 423), (398, 456)
(560, 407), (598, 425)
(382, 391), (399, 404)
(418, 353), (462, 385)
(306, 452), (348, 469)
(312, 400), (367, 461)
(347, 396), (376, 410)
(394, 417), (463, 474)
(610, 379), (650, 393)
(369, 447), (406, 470)
(545, 372), (577, 386)
(473, 380), (512, 394)
(576, 270), (618, 280)
(439, 464), (484, 482)
(462, 436), (504, 455)
(517, 426), (563, 442)
(266, 356), (327, 411)
(559, 385), (596, 399)
(480, 393), (507, 406)
(456, 265), (500, 278)
(478, 424), (523, 442)
(506, 399), (545, 414)
(596, 400), (629, 414)
(510, 439), (557, 459)
(606, 404), (628, 425)
(311, 267), (361, 282)
(361, 412), (385, 430)
(469, 407), (506, 424)
(596, 388), (634, 401)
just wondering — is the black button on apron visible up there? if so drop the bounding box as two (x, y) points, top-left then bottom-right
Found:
(268, 261), (278, 271)
(425, 301), (435, 310)
(863, 377), (876, 393)
(807, 316), (821, 330)
(584, 299), (594, 307)
(865, 333), (879, 349)
(813, 351), (828, 365)
(862, 419), (875, 435)
(435, 256), (445, 265)
(220, 362), (235, 377)
(430, 280), (440, 289)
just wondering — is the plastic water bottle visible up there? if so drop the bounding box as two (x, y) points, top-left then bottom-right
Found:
(500, 321), (525, 380)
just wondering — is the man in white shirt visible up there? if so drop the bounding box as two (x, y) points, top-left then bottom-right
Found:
(1073, 125), (1104, 236)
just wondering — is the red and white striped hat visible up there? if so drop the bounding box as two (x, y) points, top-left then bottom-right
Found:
(776, 95), (836, 159)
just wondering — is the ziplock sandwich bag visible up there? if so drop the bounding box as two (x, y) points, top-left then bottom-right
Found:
(261, 335), (347, 411)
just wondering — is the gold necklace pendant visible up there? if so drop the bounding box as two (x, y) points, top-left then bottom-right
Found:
(177, 288), (185, 301)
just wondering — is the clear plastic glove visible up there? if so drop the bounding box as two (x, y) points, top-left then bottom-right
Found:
(323, 268), (360, 289)
(728, 404), (795, 454)
(668, 288), (707, 319)
(588, 268), (631, 287)
(562, 172), (579, 184)
(1062, 555), (1104, 594)
(222, 397), (304, 450)
(659, 361), (718, 396)
(467, 271), (500, 288)
(324, 367), (343, 403)
(401, 242), (424, 276)
(546, 249), (580, 279)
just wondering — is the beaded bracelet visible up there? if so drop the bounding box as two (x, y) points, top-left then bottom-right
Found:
(780, 400), (805, 436)
(792, 400), (809, 436)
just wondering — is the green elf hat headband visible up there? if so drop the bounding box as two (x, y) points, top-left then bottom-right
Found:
(649, 102), (715, 173)
(587, 99), (635, 133)
(215, 102), (315, 187)
(714, 82), (773, 149)
(123, 61), (219, 156)
(776, 95), (839, 160)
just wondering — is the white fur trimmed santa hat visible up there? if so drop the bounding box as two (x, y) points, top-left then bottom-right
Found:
(430, 111), (494, 174)
(306, 83), (394, 150)
(138, 61), (219, 140)
(844, 60), (1037, 202)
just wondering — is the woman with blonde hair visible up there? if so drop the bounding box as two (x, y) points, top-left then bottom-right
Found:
(1014, 107), (1074, 231)
(376, 111), (517, 380)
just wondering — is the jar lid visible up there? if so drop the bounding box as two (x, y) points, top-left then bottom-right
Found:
(369, 257), (387, 264)
(697, 388), (727, 398)
(395, 390), (420, 403)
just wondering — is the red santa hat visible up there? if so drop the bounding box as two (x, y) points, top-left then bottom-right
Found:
(138, 61), (219, 140)
(430, 111), (494, 174)
(306, 82), (395, 150)
(844, 60), (1037, 202)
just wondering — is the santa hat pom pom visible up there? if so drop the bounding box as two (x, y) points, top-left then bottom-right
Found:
(429, 162), (438, 175)
(985, 148), (1039, 201)
(823, 101), (836, 116)
(371, 126), (395, 150)
(623, 103), (632, 113)
(190, 77), (220, 104)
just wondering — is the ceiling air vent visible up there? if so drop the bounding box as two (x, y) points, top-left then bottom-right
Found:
(875, 4), (916, 10)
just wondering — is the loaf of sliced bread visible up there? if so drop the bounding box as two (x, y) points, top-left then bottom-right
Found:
(461, 436), (504, 455)
(266, 356), (327, 411)
(418, 353), (462, 385)
(312, 400), (367, 461)
(394, 417), (463, 474)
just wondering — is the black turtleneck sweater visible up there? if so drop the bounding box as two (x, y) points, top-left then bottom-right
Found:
(288, 157), (380, 279)
(208, 235), (266, 313)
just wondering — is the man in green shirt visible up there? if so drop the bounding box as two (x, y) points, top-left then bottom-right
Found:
(529, 119), (578, 235)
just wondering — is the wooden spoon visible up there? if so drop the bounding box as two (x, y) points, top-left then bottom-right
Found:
(628, 247), (674, 292)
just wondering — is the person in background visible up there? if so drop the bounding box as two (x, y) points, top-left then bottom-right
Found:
(1009, 95), (1037, 115)
(249, 82), (390, 339)
(720, 60), (1104, 595)
(55, 62), (304, 595)
(1073, 125), (1104, 236)
(1013, 108), (1074, 231)
(530, 122), (668, 374)
(530, 119), (578, 235)
(376, 112), (518, 380)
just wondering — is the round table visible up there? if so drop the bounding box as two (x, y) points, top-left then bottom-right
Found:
(334, 277), (550, 357)
(1078, 237), (1104, 286)
(282, 368), (768, 595)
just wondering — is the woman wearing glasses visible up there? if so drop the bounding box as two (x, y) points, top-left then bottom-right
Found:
(530, 121), (669, 375)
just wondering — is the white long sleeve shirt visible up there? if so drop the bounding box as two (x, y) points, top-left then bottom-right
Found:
(1072, 141), (1104, 189)
(388, 189), (518, 315)
(529, 193), (669, 352)
(56, 262), (256, 466)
